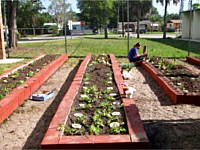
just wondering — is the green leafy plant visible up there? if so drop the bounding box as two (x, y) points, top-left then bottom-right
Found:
(0, 94), (4, 100)
(59, 124), (84, 136)
(80, 96), (96, 103)
(27, 71), (34, 77)
(90, 85), (98, 93)
(92, 114), (104, 127)
(7, 83), (14, 89)
(89, 124), (101, 135)
(79, 104), (92, 109)
(107, 116), (120, 125)
(83, 73), (90, 82)
(57, 123), (67, 131)
(71, 107), (77, 112)
(82, 88), (91, 94)
(95, 108), (111, 118)
(17, 80), (25, 85)
(108, 124), (127, 134)
(11, 71), (19, 79)
(101, 88), (111, 94)
(105, 94), (115, 101)
(1, 87), (9, 93)
(73, 115), (88, 126)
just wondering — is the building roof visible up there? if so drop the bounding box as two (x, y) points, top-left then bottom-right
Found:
(118, 20), (152, 25)
(181, 8), (200, 13)
(168, 20), (181, 24)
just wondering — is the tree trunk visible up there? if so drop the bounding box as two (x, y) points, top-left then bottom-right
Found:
(136, 8), (141, 38)
(12, 0), (18, 48)
(7, 0), (12, 48)
(104, 11), (108, 39)
(163, 0), (168, 39)
(7, 0), (18, 49)
(0, 3), (6, 59)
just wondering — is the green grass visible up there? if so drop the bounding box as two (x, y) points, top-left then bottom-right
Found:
(1, 35), (200, 73)
(13, 36), (199, 58)
(0, 59), (28, 74)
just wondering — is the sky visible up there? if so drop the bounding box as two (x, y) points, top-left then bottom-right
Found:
(41, 0), (199, 16)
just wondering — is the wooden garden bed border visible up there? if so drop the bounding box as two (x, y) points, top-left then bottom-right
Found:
(142, 61), (200, 105)
(186, 56), (200, 66)
(41, 54), (149, 149)
(0, 54), (68, 123)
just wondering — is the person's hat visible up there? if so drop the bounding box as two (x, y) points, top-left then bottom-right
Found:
(135, 43), (140, 46)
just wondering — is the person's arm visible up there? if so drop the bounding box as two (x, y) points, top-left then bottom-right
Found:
(134, 48), (139, 58)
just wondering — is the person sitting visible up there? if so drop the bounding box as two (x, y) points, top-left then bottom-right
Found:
(128, 43), (147, 65)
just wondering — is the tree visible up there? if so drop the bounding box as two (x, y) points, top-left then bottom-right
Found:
(100, 0), (114, 39)
(0, 2), (6, 59)
(77, 0), (114, 39)
(149, 6), (162, 31)
(48, 0), (70, 28)
(130, 0), (152, 38)
(167, 13), (180, 21)
(156, 0), (180, 39)
(6, 0), (18, 49)
(67, 7), (79, 21)
(17, 0), (46, 35)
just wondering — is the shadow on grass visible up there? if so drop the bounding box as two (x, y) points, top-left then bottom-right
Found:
(83, 37), (121, 40)
(143, 119), (200, 149)
(22, 60), (82, 149)
(136, 66), (173, 106)
(145, 38), (200, 55)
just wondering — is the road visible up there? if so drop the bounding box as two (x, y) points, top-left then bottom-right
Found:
(18, 35), (82, 43)
(18, 33), (178, 43)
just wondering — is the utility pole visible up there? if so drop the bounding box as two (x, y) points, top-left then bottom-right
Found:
(127, 0), (130, 54)
(117, 4), (119, 35)
(188, 0), (193, 56)
(63, 0), (67, 54)
(0, 0), (6, 59)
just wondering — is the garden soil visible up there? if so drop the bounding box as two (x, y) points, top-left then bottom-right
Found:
(0, 58), (200, 149)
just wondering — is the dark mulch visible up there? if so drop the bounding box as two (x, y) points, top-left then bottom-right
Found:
(65, 55), (128, 135)
(149, 57), (200, 95)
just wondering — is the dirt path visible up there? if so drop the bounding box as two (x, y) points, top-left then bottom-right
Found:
(126, 63), (200, 149)
(0, 58), (200, 149)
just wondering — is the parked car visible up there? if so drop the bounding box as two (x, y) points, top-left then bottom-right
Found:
(166, 28), (175, 32)
(136, 28), (146, 34)
(125, 28), (133, 32)
(63, 27), (71, 35)
(117, 29), (124, 34)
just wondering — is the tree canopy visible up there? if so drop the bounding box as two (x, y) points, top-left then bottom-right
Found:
(77, 0), (114, 38)
(156, 0), (180, 38)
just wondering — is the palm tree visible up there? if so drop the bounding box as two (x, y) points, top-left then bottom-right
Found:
(130, 0), (152, 38)
(156, 0), (180, 39)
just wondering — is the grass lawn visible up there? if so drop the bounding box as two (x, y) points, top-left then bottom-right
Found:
(1, 35), (200, 73)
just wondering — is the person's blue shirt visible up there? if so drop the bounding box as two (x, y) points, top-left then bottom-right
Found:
(128, 47), (138, 62)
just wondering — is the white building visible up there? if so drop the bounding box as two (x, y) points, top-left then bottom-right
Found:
(181, 9), (200, 39)
(68, 20), (82, 31)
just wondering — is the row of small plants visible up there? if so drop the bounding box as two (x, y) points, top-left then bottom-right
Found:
(58, 54), (128, 135)
(148, 57), (200, 95)
(0, 55), (59, 100)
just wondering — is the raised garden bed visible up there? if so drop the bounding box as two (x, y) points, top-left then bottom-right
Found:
(186, 56), (200, 66)
(0, 54), (68, 123)
(41, 54), (148, 149)
(142, 57), (200, 105)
